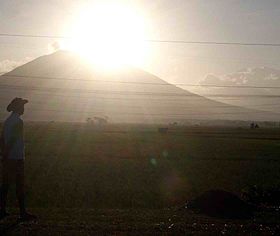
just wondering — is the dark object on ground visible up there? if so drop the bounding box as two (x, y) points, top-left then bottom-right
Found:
(0, 210), (9, 221)
(19, 212), (37, 222)
(186, 189), (256, 219)
(158, 127), (168, 134)
(242, 185), (280, 206)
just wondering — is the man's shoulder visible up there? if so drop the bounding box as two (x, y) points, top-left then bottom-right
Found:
(4, 114), (23, 127)
(17, 117), (23, 124)
(14, 118), (23, 128)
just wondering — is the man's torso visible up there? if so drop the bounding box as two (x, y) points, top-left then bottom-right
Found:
(2, 113), (24, 160)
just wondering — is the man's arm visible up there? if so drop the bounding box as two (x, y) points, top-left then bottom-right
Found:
(2, 121), (23, 159)
(0, 129), (5, 157)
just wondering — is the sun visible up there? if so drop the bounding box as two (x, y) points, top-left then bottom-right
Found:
(64, 3), (149, 70)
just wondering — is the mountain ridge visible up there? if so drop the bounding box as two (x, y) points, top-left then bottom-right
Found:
(0, 50), (278, 123)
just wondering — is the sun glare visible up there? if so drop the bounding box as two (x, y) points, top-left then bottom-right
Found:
(64, 3), (149, 70)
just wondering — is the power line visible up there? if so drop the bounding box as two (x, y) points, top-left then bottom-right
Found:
(175, 54), (280, 67)
(0, 93), (279, 110)
(0, 33), (69, 39)
(1, 83), (280, 98)
(0, 44), (279, 68)
(26, 108), (271, 117)
(0, 94), (279, 117)
(2, 74), (176, 85)
(0, 99), (251, 110)
(0, 88), (279, 108)
(3, 99), (272, 117)
(0, 90), (222, 101)
(0, 109), (273, 120)
(2, 74), (280, 90)
(1, 91), (272, 104)
(148, 40), (280, 47)
(0, 33), (280, 47)
(0, 83), (279, 97)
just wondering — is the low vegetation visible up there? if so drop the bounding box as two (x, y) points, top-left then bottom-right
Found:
(1, 122), (279, 208)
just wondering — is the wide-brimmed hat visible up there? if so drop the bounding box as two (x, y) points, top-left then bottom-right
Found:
(7, 97), (28, 112)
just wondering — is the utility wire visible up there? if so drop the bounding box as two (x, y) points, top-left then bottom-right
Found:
(0, 90), (272, 103)
(0, 93), (279, 109)
(2, 74), (280, 90)
(1, 84), (280, 97)
(26, 108), (270, 117)
(0, 90), (233, 101)
(0, 98), (257, 110)
(2, 98), (272, 117)
(0, 92), (278, 116)
(0, 33), (280, 47)
(0, 44), (279, 67)
(28, 100), (280, 109)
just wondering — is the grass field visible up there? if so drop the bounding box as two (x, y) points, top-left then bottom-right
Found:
(1, 123), (280, 234)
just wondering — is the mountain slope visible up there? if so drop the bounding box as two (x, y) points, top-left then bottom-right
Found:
(0, 51), (278, 123)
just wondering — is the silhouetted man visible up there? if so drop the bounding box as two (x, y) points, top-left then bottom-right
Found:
(0, 98), (36, 221)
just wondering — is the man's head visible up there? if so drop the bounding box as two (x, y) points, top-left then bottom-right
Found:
(7, 98), (28, 115)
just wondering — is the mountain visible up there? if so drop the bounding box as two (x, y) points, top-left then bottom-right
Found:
(0, 51), (278, 123)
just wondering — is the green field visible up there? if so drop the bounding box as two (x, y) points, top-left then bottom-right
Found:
(1, 123), (280, 234)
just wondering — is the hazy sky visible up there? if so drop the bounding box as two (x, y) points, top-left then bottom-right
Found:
(1, 0), (280, 86)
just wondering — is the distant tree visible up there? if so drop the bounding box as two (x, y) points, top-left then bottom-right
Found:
(158, 127), (168, 134)
(94, 116), (108, 126)
(250, 122), (255, 129)
(86, 117), (93, 124)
